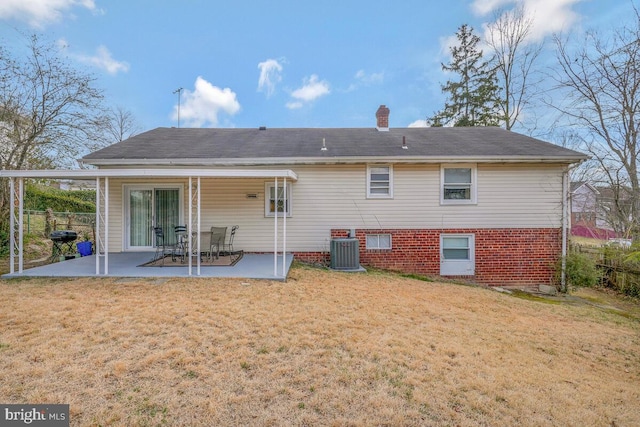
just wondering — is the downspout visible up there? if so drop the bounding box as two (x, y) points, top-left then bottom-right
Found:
(561, 168), (569, 293)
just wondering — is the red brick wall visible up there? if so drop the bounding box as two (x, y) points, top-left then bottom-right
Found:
(314, 228), (562, 287)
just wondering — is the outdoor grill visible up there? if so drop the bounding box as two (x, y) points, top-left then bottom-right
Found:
(50, 230), (78, 260)
(50, 230), (78, 243)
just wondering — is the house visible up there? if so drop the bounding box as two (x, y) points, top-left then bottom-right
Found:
(571, 181), (599, 228)
(2, 105), (587, 287)
(56, 179), (97, 191)
(595, 185), (635, 238)
(570, 181), (617, 240)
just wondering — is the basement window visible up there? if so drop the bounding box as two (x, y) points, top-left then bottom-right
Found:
(366, 234), (392, 250)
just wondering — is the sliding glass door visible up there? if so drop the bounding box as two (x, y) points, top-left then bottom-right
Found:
(126, 186), (182, 250)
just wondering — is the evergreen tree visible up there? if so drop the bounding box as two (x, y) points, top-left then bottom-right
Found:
(429, 24), (502, 127)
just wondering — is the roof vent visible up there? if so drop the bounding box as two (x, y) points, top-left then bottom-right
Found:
(259, 126), (267, 130)
(402, 136), (408, 149)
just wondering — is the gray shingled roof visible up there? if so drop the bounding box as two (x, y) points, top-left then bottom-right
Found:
(82, 126), (587, 164)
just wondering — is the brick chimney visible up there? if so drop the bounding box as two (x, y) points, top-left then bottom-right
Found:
(376, 105), (390, 131)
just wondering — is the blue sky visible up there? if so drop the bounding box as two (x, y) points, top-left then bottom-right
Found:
(0, 0), (635, 132)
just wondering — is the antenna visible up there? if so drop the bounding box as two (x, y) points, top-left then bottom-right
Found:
(173, 87), (183, 128)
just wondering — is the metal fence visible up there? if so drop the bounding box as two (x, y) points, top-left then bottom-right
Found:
(24, 209), (95, 240)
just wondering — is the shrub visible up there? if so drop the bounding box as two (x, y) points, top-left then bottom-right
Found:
(25, 184), (95, 213)
(560, 252), (599, 288)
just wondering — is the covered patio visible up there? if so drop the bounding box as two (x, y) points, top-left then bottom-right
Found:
(1, 168), (297, 280)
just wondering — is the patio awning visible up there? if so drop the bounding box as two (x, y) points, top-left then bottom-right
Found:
(2, 168), (298, 278)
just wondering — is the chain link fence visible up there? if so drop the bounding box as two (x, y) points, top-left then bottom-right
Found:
(24, 209), (95, 241)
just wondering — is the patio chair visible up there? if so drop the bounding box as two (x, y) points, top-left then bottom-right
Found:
(221, 225), (239, 255)
(152, 226), (179, 266)
(174, 225), (188, 262)
(208, 226), (227, 261)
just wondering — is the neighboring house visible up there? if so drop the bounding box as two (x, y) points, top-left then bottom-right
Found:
(56, 179), (97, 191)
(570, 181), (599, 228)
(3, 105), (587, 287)
(596, 185), (635, 237)
(570, 181), (617, 240)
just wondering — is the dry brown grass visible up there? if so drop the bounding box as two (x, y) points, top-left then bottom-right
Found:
(0, 264), (639, 426)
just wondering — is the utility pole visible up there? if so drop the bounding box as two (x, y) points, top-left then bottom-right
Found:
(173, 87), (183, 128)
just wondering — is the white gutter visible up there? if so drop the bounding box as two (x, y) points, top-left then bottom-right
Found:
(81, 155), (587, 167)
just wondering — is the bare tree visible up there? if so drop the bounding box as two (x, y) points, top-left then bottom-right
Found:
(102, 106), (142, 145)
(553, 8), (640, 237)
(0, 33), (106, 217)
(485, 5), (543, 131)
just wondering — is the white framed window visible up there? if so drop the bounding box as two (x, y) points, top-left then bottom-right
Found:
(441, 164), (477, 204)
(440, 234), (475, 276)
(367, 165), (393, 198)
(366, 234), (392, 249)
(265, 182), (292, 217)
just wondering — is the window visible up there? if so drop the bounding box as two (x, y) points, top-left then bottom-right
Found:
(265, 182), (292, 217)
(366, 234), (392, 249)
(440, 234), (475, 276)
(441, 164), (477, 204)
(367, 165), (393, 198)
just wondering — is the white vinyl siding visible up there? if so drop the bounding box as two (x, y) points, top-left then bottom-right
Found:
(106, 163), (565, 253)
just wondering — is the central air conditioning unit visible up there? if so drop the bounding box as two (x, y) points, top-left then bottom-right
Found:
(330, 238), (360, 270)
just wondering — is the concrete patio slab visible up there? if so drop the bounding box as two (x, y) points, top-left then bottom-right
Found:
(2, 252), (294, 281)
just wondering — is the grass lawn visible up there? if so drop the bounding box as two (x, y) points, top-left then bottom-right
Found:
(0, 264), (638, 426)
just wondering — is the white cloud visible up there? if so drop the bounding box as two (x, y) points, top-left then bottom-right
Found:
(408, 119), (429, 128)
(472, 0), (513, 15)
(257, 59), (283, 97)
(76, 45), (129, 75)
(347, 69), (385, 91)
(355, 69), (384, 85)
(286, 74), (330, 109)
(285, 101), (304, 110)
(0, 0), (96, 28)
(175, 76), (241, 127)
(472, 0), (585, 41)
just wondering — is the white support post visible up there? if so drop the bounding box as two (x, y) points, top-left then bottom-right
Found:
(9, 178), (14, 274)
(95, 177), (108, 275)
(273, 177), (278, 276)
(18, 178), (23, 273)
(95, 177), (100, 275)
(188, 177), (193, 276)
(282, 177), (287, 277)
(104, 177), (109, 275)
(9, 178), (23, 274)
(196, 176), (201, 276)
